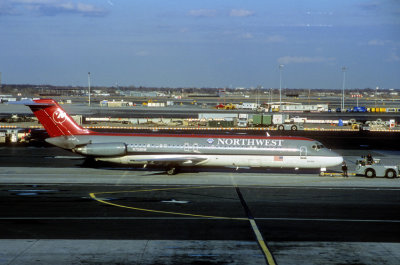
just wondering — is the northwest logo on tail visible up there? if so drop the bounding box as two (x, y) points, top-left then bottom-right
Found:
(52, 109), (67, 124)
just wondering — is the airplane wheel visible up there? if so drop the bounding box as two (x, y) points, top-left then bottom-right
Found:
(385, 169), (397, 178)
(365, 169), (375, 178)
(82, 157), (97, 167)
(166, 166), (179, 175)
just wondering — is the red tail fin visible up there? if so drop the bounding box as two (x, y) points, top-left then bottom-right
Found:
(26, 99), (93, 137)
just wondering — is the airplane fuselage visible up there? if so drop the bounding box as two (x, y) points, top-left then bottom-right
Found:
(46, 133), (343, 169)
(24, 99), (343, 174)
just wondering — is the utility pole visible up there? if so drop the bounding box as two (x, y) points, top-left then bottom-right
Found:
(88, 72), (91, 107)
(279, 64), (284, 111)
(341, 66), (346, 110)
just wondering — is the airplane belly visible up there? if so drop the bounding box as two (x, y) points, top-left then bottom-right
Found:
(198, 155), (342, 168)
(200, 155), (284, 167)
(98, 155), (260, 167)
(282, 156), (343, 168)
(96, 154), (342, 169)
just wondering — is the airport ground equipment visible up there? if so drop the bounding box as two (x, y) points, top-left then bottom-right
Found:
(214, 103), (236, 110)
(276, 123), (304, 131)
(252, 114), (273, 127)
(355, 158), (399, 178)
(351, 106), (367, 112)
(237, 114), (249, 127)
(251, 114), (304, 130)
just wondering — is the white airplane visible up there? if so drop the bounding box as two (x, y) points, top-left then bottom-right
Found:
(25, 99), (343, 174)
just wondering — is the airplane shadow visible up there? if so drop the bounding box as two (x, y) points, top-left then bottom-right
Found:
(77, 158), (327, 176)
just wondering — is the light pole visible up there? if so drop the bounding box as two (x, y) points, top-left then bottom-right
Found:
(256, 85), (262, 106)
(341, 66), (346, 110)
(269, 87), (273, 112)
(279, 64), (284, 111)
(88, 72), (91, 107)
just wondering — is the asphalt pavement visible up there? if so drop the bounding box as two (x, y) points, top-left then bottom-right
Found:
(1, 145), (400, 264)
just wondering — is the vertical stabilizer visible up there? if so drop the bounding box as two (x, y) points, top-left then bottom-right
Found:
(26, 99), (92, 137)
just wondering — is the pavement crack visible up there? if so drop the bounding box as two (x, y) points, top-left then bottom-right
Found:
(8, 239), (39, 265)
(138, 239), (150, 264)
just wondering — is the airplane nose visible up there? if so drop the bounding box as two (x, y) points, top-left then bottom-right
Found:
(326, 155), (343, 167)
(327, 149), (343, 166)
(332, 151), (343, 166)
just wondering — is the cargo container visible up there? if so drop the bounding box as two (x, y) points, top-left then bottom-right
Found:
(236, 103), (259, 110)
(386, 108), (397, 113)
(280, 104), (328, 112)
(207, 120), (235, 127)
(252, 114), (272, 126)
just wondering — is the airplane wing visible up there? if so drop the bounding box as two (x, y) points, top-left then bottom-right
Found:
(133, 156), (208, 165)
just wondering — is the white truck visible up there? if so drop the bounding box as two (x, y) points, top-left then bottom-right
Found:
(355, 158), (399, 178)
(273, 114), (304, 131)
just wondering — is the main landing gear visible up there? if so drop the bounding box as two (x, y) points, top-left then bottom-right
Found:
(166, 164), (180, 175)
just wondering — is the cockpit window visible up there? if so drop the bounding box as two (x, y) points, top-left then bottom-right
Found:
(312, 143), (325, 151)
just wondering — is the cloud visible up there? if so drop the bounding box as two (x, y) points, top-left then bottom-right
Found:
(387, 49), (400, 62)
(229, 9), (254, 17)
(188, 9), (217, 17)
(357, 1), (381, 11)
(265, 35), (285, 43)
(3, 0), (107, 16)
(240, 33), (253, 39)
(277, 56), (335, 64)
(368, 39), (386, 46)
(0, 1), (15, 15)
(187, 8), (254, 18)
(135, 50), (149, 57)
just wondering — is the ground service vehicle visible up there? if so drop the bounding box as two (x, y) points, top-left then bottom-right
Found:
(351, 106), (367, 112)
(355, 158), (399, 178)
(252, 114), (304, 130)
(276, 123), (304, 131)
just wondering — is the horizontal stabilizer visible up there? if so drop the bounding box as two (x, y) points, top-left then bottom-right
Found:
(9, 99), (55, 107)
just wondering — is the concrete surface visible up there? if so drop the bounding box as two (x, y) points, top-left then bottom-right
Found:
(1, 240), (399, 265)
(1, 147), (400, 265)
(1, 166), (400, 187)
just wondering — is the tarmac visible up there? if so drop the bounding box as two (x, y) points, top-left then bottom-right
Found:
(2, 240), (400, 265)
(1, 164), (400, 265)
(1, 145), (400, 265)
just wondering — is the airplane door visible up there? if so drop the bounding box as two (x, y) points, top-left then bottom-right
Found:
(184, 143), (198, 152)
(184, 143), (190, 152)
(193, 143), (199, 152)
(300, 146), (307, 159)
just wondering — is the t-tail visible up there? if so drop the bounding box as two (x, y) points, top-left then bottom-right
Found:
(26, 99), (93, 137)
